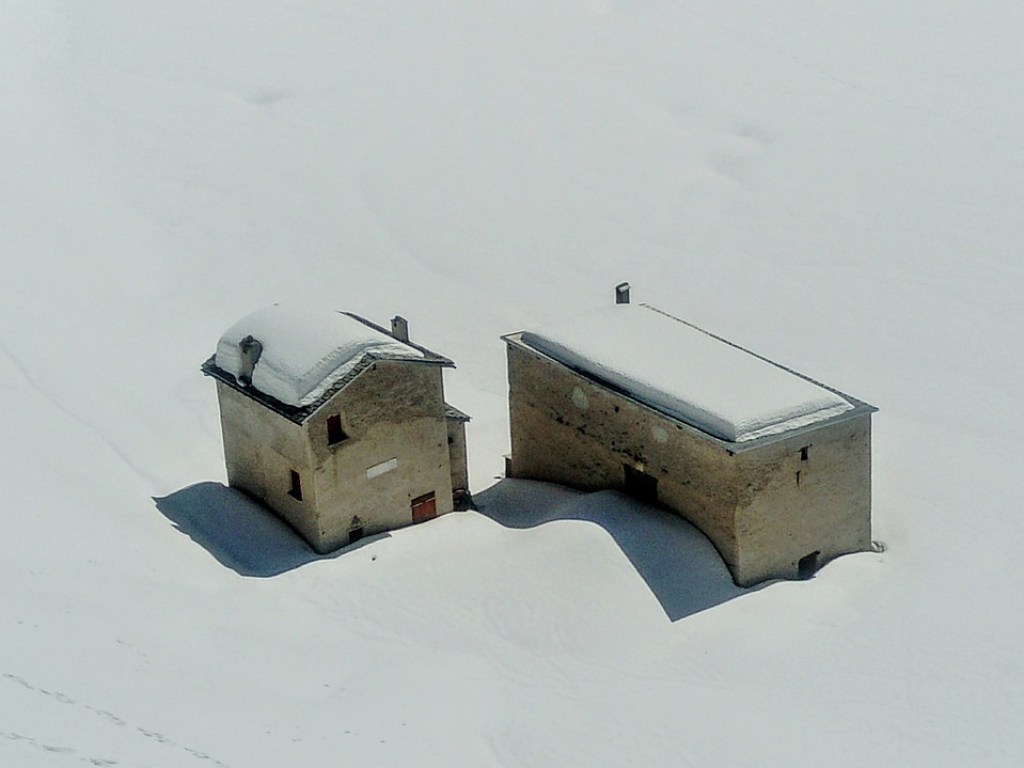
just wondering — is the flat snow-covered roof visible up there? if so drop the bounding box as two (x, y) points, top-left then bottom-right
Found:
(214, 305), (427, 408)
(517, 304), (855, 443)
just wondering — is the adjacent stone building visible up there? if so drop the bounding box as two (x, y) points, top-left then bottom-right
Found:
(503, 291), (876, 586)
(203, 305), (469, 552)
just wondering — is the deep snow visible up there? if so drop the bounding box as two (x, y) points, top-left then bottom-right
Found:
(520, 303), (854, 441)
(2, 1), (1024, 766)
(214, 304), (424, 407)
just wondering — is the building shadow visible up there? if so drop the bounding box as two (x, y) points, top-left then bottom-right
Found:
(153, 482), (388, 577)
(474, 478), (761, 621)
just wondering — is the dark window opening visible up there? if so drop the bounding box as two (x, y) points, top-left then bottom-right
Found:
(411, 492), (437, 523)
(349, 525), (364, 544)
(796, 470), (802, 487)
(288, 470), (303, 501)
(327, 414), (347, 445)
(798, 551), (820, 580)
(624, 464), (658, 504)
(800, 446), (810, 461)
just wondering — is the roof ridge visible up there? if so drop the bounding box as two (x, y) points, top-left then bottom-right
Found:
(637, 303), (854, 401)
(341, 311), (454, 367)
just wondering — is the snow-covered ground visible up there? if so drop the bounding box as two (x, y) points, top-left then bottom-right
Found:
(3, 1), (1024, 765)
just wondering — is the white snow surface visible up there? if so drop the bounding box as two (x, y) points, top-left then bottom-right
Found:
(3, 2), (1024, 766)
(214, 304), (423, 407)
(521, 304), (854, 441)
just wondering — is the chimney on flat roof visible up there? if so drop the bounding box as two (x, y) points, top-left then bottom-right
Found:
(391, 315), (410, 342)
(615, 282), (631, 305)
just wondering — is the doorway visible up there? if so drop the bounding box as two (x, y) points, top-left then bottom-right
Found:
(623, 464), (658, 504)
(411, 492), (437, 523)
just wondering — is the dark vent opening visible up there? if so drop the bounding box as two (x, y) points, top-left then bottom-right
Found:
(798, 551), (820, 580)
(288, 470), (303, 501)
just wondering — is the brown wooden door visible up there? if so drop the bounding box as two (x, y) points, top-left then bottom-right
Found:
(411, 492), (437, 523)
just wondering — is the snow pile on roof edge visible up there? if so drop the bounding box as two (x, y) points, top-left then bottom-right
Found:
(215, 305), (423, 407)
(520, 305), (853, 442)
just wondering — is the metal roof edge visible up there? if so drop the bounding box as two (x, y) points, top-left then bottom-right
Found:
(638, 303), (878, 412)
(201, 352), (431, 424)
(502, 332), (875, 454)
(342, 312), (455, 368)
(444, 403), (472, 422)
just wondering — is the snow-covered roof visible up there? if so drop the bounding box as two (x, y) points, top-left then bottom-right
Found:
(515, 304), (857, 443)
(211, 305), (438, 410)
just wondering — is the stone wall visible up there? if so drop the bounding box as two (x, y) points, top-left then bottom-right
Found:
(446, 416), (469, 495)
(506, 339), (873, 585)
(216, 380), (320, 545)
(304, 361), (454, 551)
(733, 415), (872, 584)
(507, 342), (741, 570)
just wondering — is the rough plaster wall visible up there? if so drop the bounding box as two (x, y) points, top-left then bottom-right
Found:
(216, 381), (320, 545)
(506, 343), (742, 569)
(733, 415), (872, 584)
(306, 362), (453, 551)
(446, 417), (469, 493)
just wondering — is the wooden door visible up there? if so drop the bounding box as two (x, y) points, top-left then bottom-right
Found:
(411, 492), (437, 523)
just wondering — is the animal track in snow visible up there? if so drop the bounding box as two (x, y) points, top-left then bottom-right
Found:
(2, 672), (233, 767)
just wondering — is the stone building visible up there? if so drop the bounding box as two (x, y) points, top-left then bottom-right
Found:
(503, 289), (875, 586)
(203, 305), (469, 553)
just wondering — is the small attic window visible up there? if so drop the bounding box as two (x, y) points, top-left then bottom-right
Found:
(327, 414), (348, 445)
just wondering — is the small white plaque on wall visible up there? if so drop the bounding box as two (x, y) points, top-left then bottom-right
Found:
(366, 457), (398, 479)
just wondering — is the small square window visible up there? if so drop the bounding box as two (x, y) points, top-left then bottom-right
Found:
(288, 470), (303, 501)
(327, 414), (348, 445)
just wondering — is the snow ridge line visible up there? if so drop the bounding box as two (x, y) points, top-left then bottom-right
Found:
(669, 0), (1024, 150)
(0, 337), (159, 488)
(638, 303), (850, 400)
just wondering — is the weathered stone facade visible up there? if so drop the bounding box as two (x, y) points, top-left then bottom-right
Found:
(205, 311), (469, 553)
(505, 336), (874, 586)
(445, 405), (471, 506)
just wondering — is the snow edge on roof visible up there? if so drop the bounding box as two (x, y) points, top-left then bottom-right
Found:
(204, 309), (453, 424)
(504, 304), (875, 447)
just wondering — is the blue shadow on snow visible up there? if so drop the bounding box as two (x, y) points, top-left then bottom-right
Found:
(153, 482), (387, 577)
(474, 478), (760, 621)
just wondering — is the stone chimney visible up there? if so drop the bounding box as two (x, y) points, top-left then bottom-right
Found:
(615, 282), (631, 305)
(238, 335), (263, 386)
(391, 315), (410, 342)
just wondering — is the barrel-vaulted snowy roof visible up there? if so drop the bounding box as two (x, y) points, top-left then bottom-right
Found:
(202, 305), (452, 423)
(508, 303), (871, 445)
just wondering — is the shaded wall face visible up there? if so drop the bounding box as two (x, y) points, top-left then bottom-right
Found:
(506, 343), (742, 570)
(305, 361), (454, 551)
(216, 381), (320, 546)
(446, 417), (469, 493)
(733, 415), (872, 585)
